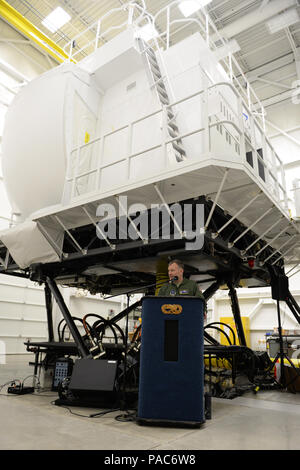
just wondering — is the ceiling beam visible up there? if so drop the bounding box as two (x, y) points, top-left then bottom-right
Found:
(284, 27), (300, 80)
(266, 119), (300, 147)
(285, 27), (298, 55)
(0, 38), (29, 44)
(269, 124), (300, 139)
(263, 89), (295, 107)
(210, 0), (257, 24)
(283, 159), (300, 170)
(0, 60), (29, 83)
(0, 81), (17, 95)
(254, 76), (293, 90)
(246, 53), (295, 83)
(4, 39), (49, 73)
(212, 0), (296, 40)
(255, 72), (297, 93)
(0, 0), (70, 63)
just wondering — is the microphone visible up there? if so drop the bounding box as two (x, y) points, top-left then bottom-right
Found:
(169, 276), (178, 283)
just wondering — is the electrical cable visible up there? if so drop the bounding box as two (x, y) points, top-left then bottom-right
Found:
(82, 313), (124, 350)
(50, 401), (92, 417)
(58, 317), (86, 341)
(0, 375), (43, 396)
(111, 322), (126, 345)
(90, 408), (121, 418)
(61, 317), (87, 342)
(92, 319), (120, 344)
(52, 401), (137, 421)
(83, 313), (107, 327)
(205, 322), (237, 345)
(114, 410), (137, 422)
(0, 379), (21, 391)
(92, 316), (126, 344)
(131, 324), (142, 344)
(22, 374), (40, 388)
(57, 318), (65, 341)
(204, 325), (232, 346)
(106, 321), (126, 345)
(0, 379), (22, 396)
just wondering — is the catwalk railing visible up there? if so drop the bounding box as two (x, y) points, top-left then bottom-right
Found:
(63, 79), (288, 215)
(63, 0), (266, 131)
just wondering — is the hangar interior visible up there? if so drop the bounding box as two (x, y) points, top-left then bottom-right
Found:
(0, 0), (300, 450)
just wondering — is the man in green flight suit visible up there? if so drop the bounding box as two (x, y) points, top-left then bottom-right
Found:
(157, 259), (207, 317)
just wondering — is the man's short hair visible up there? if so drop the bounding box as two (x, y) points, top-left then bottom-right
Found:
(168, 259), (184, 270)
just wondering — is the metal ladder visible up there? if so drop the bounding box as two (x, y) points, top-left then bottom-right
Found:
(137, 39), (186, 162)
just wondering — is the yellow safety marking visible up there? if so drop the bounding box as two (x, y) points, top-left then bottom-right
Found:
(84, 132), (90, 144)
(0, 0), (72, 64)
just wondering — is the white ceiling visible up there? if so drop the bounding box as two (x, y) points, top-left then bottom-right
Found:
(0, 0), (300, 122)
(2, 0), (300, 110)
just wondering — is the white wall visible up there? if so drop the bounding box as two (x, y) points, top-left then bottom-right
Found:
(0, 272), (132, 354)
(0, 274), (48, 354)
(57, 289), (124, 342)
(210, 268), (300, 351)
(266, 101), (300, 217)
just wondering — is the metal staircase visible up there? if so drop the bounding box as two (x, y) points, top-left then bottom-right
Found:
(137, 38), (186, 162)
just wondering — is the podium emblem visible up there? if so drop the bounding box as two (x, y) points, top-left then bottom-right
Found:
(161, 304), (183, 315)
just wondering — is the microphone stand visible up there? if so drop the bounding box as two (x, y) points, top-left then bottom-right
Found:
(104, 277), (178, 300)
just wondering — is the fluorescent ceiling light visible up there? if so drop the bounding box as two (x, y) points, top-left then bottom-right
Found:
(137, 24), (159, 41)
(178, 0), (212, 18)
(266, 8), (299, 34)
(42, 6), (71, 33)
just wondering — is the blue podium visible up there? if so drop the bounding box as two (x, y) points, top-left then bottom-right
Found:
(137, 296), (205, 427)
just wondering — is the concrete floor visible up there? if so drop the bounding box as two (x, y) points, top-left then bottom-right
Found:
(1, 354), (300, 450)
